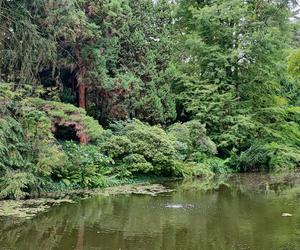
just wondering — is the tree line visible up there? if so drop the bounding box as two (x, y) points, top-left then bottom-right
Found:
(0, 0), (299, 199)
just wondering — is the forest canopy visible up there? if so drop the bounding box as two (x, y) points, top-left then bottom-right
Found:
(0, 0), (299, 199)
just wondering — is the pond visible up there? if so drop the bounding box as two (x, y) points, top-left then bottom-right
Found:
(1, 173), (300, 250)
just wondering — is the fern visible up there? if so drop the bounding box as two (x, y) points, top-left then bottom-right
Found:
(0, 170), (36, 200)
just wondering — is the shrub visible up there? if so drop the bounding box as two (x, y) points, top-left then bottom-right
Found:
(99, 119), (185, 177)
(57, 141), (113, 188)
(168, 121), (217, 158)
(0, 85), (69, 198)
(237, 142), (300, 172)
(0, 171), (36, 200)
(24, 98), (105, 142)
(189, 152), (231, 176)
(99, 119), (221, 177)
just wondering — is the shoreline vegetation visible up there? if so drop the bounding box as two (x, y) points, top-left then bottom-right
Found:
(0, 0), (299, 203)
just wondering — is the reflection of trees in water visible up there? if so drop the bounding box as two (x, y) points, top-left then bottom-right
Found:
(178, 172), (300, 195)
(1, 174), (300, 249)
(75, 223), (85, 250)
(0, 204), (74, 249)
(178, 174), (231, 192)
(0, 196), (112, 249)
(229, 172), (300, 198)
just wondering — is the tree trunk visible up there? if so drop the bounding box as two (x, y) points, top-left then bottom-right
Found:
(78, 83), (86, 109)
(75, 43), (86, 110)
(79, 133), (88, 145)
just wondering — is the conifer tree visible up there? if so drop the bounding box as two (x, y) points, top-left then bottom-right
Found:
(176, 0), (300, 168)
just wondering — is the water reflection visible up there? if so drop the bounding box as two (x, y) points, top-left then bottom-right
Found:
(1, 173), (300, 250)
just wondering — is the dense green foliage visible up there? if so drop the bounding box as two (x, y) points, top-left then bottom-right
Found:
(0, 85), (226, 198)
(174, 0), (300, 171)
(0, 0), (299, 199)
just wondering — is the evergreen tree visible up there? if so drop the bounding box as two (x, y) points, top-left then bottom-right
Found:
(175, 0), (299, 169)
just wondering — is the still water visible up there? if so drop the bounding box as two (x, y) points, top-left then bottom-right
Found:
(1, 173), (300, 250)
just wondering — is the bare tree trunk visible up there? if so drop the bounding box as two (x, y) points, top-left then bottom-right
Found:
(75, 43), (86, 110)
(79, 133), (88, 145)
(75, 43), (89, 145)
(78, 83), (86, 109)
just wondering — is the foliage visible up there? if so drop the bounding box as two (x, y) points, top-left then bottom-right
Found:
(99, 119), (188, 177)
(0, 171), (36, 200)
(26, 98), (105, 141)
(0, 85), (67, 198)
(237, 142), (300, 172)
(98, 119), (226, 177)
(0, 0), (56, 84)
(288, 49), (300, 79)
(0, 0), (177, 124)
(56, 142), (112, 188)
(0, 0), (299, 199)
(175, 0), (300, 170)
(0, 84), (108, 198)
(168, 121), (217, 158)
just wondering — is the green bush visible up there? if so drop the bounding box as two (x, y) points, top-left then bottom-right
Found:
(166, 121), (230, 175)
(0, 85), (70, 198)
(0, 171), (36, 200)
(99, 119), (187, 177)
(24, 98), (105, 142)
(0, 114), (67, 198)
(57, 141), (113, 188)
(99, 119), (222, 177)
(188, 152), (231, 176)
(235, 106), (300, 172)
(168, 121), (217, 158)
(237, 142), (300, 172)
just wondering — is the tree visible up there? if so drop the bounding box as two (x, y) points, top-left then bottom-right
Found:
(0, 0), (56, 84)
(175, 0), (299, 169)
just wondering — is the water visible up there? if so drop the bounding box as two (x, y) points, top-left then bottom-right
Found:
(1, 173), (300, 250)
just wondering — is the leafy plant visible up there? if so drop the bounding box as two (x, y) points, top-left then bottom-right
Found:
(58, 142), (112, 188)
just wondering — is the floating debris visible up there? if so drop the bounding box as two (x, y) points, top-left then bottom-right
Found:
(164, 203), (195, 209)
(99, 184), (174, 196)
(0, 184), (173, 219)
(165, 204), (184, 209)
(281, 213), (293, 217)
(0, 198), (74, 219)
